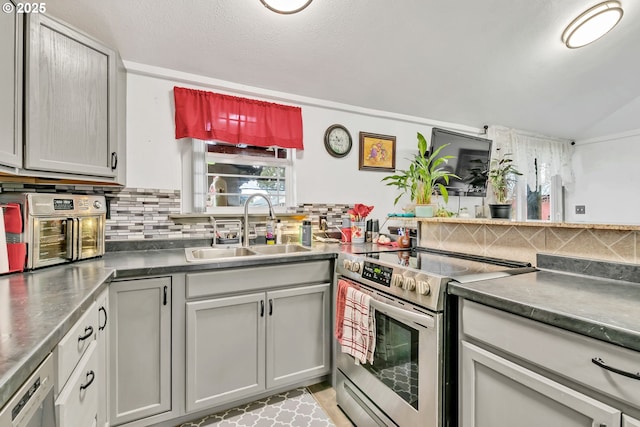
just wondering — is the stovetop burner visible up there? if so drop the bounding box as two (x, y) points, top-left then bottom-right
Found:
(339, 247), (536, 312)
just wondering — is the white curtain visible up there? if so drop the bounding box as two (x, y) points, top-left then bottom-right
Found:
(487, 125), (574, 191)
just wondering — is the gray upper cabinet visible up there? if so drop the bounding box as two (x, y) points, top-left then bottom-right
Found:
(0, 0), (22, 169)
(24, 13), (120, 179)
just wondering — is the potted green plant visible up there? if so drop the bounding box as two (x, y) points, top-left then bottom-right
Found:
(488, 151), (522, 219)
(382, 132), (459, 217)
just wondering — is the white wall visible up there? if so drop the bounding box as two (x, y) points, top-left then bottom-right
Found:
(124, 62), (483, 222)
(565, 129), (640, 224)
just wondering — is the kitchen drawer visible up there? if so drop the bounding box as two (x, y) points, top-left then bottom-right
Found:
(55, 341), (98, 427)
(56, 301), (97, 393)
(461, 300), (640, 409)
(186, 260), (331, 299)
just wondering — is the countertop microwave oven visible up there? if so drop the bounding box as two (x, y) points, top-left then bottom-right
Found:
(0, 193), (106, 271)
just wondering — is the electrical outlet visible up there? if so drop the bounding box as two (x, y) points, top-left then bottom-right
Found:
(575, 205), (586, 215)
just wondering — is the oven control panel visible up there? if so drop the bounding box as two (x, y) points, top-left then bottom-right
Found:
(361, 261), (393, 287)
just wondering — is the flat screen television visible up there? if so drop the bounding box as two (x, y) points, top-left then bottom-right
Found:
(430, 127), (492, 197)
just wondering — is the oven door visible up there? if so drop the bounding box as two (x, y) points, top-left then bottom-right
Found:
(337, 292), (442, 427)
(77, 215), (104, 260)
(30, 217), (75, 269)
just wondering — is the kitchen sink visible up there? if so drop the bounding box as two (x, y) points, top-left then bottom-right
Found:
(249, 244), (312, 255)
(185, 247), (257, 262)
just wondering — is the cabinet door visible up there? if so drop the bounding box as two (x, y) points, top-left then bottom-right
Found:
(0, 0), (22, 169)
(460, 340), (621, 427)
(56, 341), (98, 427)
(25, 13), (117, 178)
(266, 283), (331, 389)
(109, 277), (171, 425)
(96, 289), (108, 427)
(624, 415), (640, 427)
(185, 293), (266, 412)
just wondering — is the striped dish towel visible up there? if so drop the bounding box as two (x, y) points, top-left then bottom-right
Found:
(340, 286), (376, 364)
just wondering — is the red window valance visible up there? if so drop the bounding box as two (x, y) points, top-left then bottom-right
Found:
(174, 86), (304, 150)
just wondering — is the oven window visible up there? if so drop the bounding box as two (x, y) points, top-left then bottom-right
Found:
(79, 217), (100, 257)
(38, 219), (69, 260)
(364, 311), (419, 409)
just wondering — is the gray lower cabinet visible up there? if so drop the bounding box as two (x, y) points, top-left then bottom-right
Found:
(460, 340), (621, 427)
(96, 289), (109, 427)
(266, 284), (331, 389)
(109, 277), (172, 426)
(0, 0), (22, 169)
(625, 415), (640, 427)
(24, 13), (119, 179)
(459, 299), (640, 427)
(185, 283), (331, 413)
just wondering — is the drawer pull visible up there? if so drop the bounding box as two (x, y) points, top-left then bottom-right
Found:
(99, 306), (108, 331)
(592, 357), (640, 380)
(80, 370), (95, 391)
(78, 326), (94, 342)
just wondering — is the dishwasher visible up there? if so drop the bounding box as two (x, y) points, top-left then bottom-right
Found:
(0, 355), (56, 427)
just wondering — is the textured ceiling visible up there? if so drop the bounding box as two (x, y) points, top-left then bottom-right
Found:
(45, 0), (640, 140)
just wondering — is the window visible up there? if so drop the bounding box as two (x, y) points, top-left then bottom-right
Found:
(488, 126), (573, 222)
(193, 140), (295, 212)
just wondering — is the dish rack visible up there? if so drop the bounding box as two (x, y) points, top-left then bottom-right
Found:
(214, 219), (242, 246)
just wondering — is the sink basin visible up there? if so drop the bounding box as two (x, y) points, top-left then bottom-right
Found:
(186, 247), (257, 262)
(249, 244), (312, 255)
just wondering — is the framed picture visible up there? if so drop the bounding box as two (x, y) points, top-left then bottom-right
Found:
(358, 132), (396, 172)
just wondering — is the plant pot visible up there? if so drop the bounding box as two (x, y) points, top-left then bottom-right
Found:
(415, 204), (436, 218)
(489, 204), (512, 219)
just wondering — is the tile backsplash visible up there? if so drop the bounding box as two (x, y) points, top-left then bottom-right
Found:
(105, 188), (352, 241)
(420, 221), (639, 265)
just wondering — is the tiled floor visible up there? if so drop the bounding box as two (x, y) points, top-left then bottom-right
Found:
(308, 382), (354, 427)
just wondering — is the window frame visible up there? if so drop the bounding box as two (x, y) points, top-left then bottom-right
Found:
(193, 139), (296, 214)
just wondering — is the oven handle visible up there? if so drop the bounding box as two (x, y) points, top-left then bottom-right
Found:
(65, 218), (76, 261)
(370, 298), (435, 329)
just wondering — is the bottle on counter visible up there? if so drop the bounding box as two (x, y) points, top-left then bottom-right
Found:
(340, 216), (351, 243)
(275, 219), (283, 244)
(266, 219), (275, 245)
(301, 220), (312, 247)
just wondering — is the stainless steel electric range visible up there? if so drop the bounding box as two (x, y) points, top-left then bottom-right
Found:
(334, 247), (536, 427)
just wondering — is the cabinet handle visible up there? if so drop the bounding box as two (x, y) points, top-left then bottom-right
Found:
(260, 300), (265, 317)
(80, 370), (95, 391)
(269, 299), (273, 316)
(111, 152), (118, 170)
(592, 357), (640, 380)
(98, 306), (107, 331)
(163, 286), (168, 306)
(78, 326), (94, 342)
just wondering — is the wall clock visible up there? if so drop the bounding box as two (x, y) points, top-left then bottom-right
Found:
(324, 124), (352, 158)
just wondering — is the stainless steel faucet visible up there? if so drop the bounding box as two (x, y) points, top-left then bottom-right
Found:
(243, 194), (276, 246)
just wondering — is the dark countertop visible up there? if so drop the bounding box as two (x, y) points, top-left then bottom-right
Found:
(5, 243), (639, 409)
(448, 269), (640, 352)
(1, 242), (375, 409)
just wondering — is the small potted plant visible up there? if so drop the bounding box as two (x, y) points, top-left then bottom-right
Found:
(488, 151), (522, 219)
(382, 132), (459, 217)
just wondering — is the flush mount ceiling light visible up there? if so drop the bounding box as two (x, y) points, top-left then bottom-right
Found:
(562, 1), (623, 48)
(260, 0), (313, 14)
